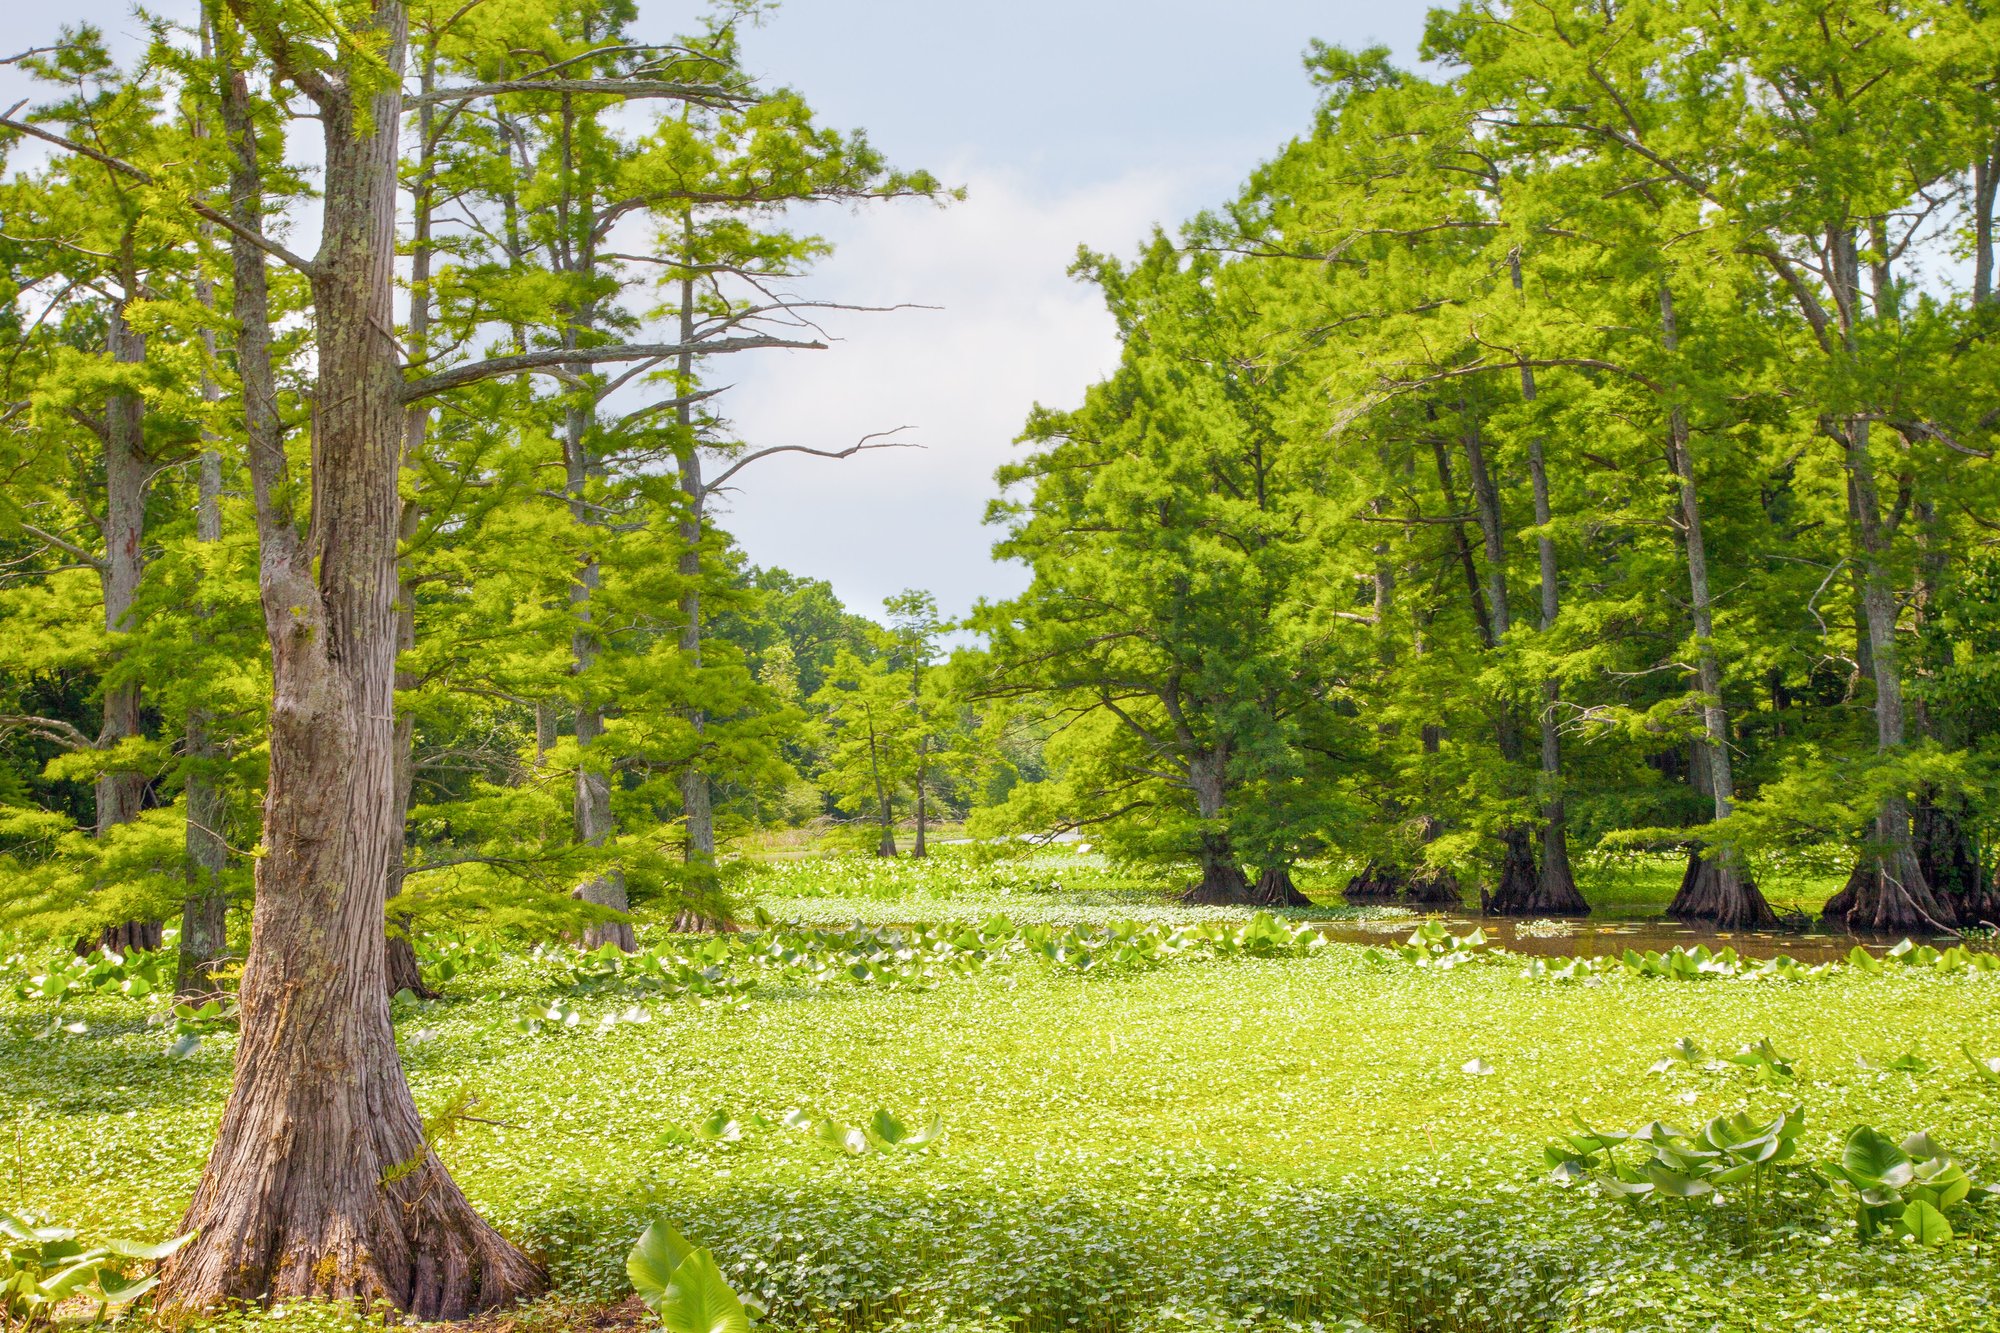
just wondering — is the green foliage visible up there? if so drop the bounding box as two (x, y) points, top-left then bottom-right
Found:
(7, 903), (2000, 1331)
(1825, 1127), (2000, 1245)
(628, 1221), (758, 1333)
(0, 1209), (191, 1328)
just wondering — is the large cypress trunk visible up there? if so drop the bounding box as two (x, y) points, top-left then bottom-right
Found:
(1914, 793), (2000, 927)
(160, 13), (542, 1311)
(1249, 865), (1311, 907)
(1179, 753), (1253, 904)
(1342, 862), (1407, 902)
(1481, 826), (1551, 915)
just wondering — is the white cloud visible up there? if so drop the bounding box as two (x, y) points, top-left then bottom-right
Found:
(709, 159), (1216, 624)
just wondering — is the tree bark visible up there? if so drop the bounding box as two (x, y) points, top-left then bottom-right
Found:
(1656, 282), (1774, 930)
(1250, 865), (1310, 907)
(96, 284), (160, 954)
(160, 13), (543, 1312)
(1179, 752), (1253, 904)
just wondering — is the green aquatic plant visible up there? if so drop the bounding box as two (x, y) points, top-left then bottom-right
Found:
(0, 1210), (191, 1329)
(1824, 1127), (2000, 1246)
(628, 1220), (761, 1333)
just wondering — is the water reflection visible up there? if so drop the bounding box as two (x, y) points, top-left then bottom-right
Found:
(1310, 912), (1988, 964)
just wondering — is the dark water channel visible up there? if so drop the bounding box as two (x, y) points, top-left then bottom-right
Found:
(1310, 912), (1991, 964)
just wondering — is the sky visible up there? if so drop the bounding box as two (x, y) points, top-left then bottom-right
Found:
(1, 1), (1432, 624)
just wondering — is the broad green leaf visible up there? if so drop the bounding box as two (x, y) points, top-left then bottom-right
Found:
(657, 1247), (751, 1333)
(1643, 1163), (1713, 1198)
(1842, 1126), (1913, 1188)
(627, 1221), (696, 1311)
(96, 1269), (161, 1304)
(102, 1231), (194, 1262)
(1901, 1200), (1953, 1247)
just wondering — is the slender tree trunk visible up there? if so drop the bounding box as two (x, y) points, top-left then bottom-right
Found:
(1344, 495), (1412, 902)
(1427, 417), (1495, 648)
(1460, 400), (1511, 641)
(912, 734), (929, 858)
(866, 708), (897, 857)
(563, 387), (632, 946)
(160, 16), (543, 1311)
(1975, 134), (1997, 308)
(671, 250), (723, 923)
(568, 439), (633, 949)
(95, 288), (160, 954)
(1655, 282), (1775, 930)
(1817, 232), (1952, 933)
(1507, 259), (1586, 915)
(1524, 430), (1585, 913)
(384, 55), (438, 997)
(1462, 398), (1565, 915)
(179, 290), (230, 998)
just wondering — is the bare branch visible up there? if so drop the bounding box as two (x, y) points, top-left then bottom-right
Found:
(402, 334), (824, 401)
(703, 428), (919, 494)
(16, 522), (106, 569)
(0, 713), (95, 751)
(408, 79), (752, 107)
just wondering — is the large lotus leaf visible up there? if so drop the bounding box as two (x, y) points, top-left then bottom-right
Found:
(96, 1269), (161, 1305)
(1644, 1163), (1714, 1198)
(1901, 1131), (1946, 1160)
(1842, 1126), (1913, 1188)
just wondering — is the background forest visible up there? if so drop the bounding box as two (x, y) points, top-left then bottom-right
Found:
(5, 0), (2000, 951)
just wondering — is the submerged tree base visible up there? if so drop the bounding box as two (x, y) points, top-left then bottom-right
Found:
(1405, 864), (1462, 907)
(671, 908), (742, 933)
(90, 920), (162, 955)
(1483, 828), (1588, 916)
(1250, 866), (1312, 907)
(1342, 863), (1406, 902)
(1823, 846), (1958, 936)
(1667, 848), (1777, 930)
(1181, 859), (1253, 905)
